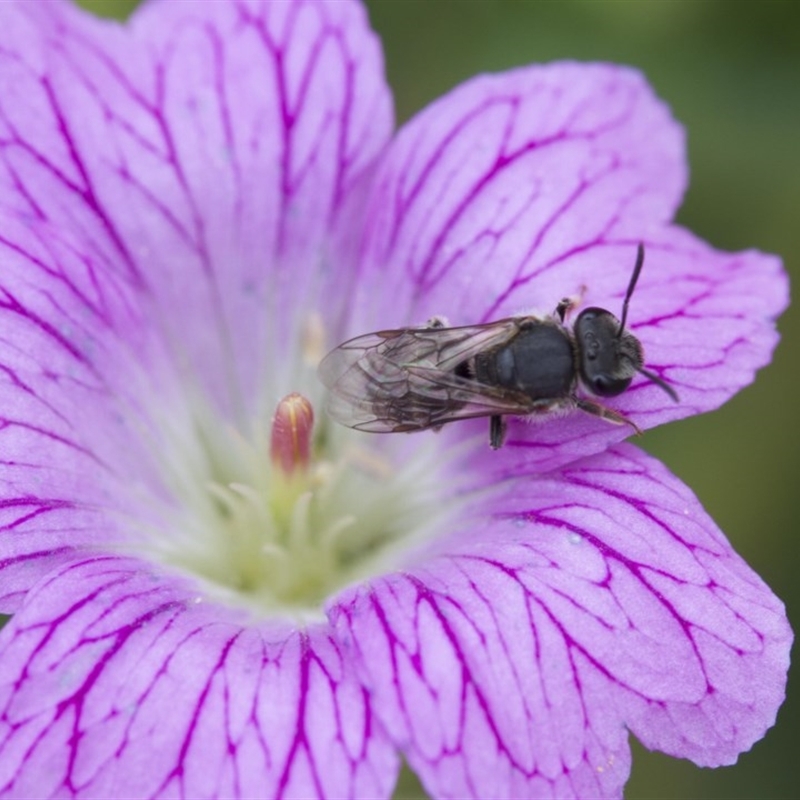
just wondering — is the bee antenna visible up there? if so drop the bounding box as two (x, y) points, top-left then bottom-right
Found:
(638, 366), (679, 402)
(617, 242), (645, 337)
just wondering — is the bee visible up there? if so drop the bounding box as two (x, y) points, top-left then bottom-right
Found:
(318, 244), (678, 449)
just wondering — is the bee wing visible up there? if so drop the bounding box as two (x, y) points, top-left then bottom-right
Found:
(318, 319), (537, 433)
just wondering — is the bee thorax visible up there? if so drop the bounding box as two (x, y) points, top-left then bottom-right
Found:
(473, 323), (575, 399)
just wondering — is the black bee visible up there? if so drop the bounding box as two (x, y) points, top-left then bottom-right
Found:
(318, 244), (678, 449)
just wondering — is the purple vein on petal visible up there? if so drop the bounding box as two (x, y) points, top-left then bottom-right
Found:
(0, 555), (399, 798)
(408, 104), (633, 301)
(0, 66), (143, 286)
(238, 0), (381, 257)
(355, 63), (686, 339)
(331, 444), (789, 797)
(1, 0), (393, 415)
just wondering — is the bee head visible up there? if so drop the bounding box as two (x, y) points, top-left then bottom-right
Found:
(575, 244), (678, 402)
(574, 308), (642, 397)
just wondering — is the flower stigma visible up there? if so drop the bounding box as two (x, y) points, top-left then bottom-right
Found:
(270, 392), (315, 477)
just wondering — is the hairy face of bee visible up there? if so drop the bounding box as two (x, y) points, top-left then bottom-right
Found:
(574, 308), (644, 397)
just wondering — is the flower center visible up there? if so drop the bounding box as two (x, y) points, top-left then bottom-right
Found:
(149, 389), (443, 617)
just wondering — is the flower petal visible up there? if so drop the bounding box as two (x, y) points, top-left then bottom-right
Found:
(330, 444), (791, 799)
(0, 0), (392, 414)
(351, 62), (785, 469)
(0, 556), (397, 799)
(0, 0), (393, 606)
(355, 62), (686, 329)
(0, 199), (172, 610)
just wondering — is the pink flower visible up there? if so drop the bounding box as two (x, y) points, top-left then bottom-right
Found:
(0, 1), (789, 797)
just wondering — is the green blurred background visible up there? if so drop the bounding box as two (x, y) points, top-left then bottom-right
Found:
(80, 1), (799, 797)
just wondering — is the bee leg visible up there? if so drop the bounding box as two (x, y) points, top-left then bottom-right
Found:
(489, 415), (507, 449)
(555, 286), (587, 322)
(575, 399), (642, 435)
(424, 316), (449, 329)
